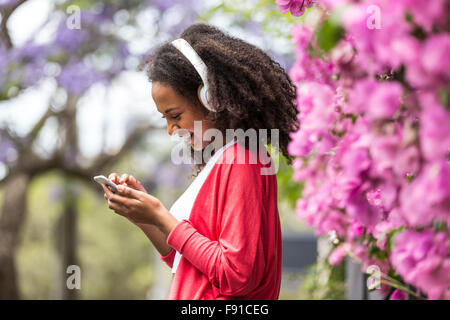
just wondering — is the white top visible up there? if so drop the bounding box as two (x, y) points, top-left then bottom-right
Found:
(169, 138), (237, 273)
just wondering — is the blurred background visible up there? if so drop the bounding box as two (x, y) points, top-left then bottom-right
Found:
(0, 0), (345, 299)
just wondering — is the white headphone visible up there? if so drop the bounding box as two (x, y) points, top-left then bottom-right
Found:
(171, 38), (214, 112)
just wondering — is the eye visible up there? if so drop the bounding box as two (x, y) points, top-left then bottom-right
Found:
(162, 114), (181, 120)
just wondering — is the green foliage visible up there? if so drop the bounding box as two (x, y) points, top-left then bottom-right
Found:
(439, 85), (450, 109)
(300, 257), (346, 300)
(368, 244), (388, 261)
(267, 144), (303, 210)
(276, 153), (304, 210)
(200, 0), (300, 43)
(316, 19), (344, 53)
(433, 220), (449, 233)
(203, 0), (345, 60)
(385, 226), (406, 252)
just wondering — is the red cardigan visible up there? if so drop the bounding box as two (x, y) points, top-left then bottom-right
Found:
(160, 142), (282, 300)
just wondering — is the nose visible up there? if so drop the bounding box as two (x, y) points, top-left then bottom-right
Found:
(167, 122), (180, 137)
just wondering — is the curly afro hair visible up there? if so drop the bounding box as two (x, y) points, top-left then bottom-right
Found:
(141, 23), (299, 175)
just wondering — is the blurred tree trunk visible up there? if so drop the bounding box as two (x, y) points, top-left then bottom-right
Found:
(0, 92), (154, 298)
(0, 173), (30, 299)
(54, 177), (79, 300)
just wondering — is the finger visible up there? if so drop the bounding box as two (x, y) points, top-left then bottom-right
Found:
(107, 192), (136, 209)
(108, 198), (126, 210)
(129, 175), (143, 187)
(102, 185), (113, 198)
(108, 173), (119, 184)
(116, 185), (141, 200)
(103, 183), (119, 196)
(119, 173), (129, 184)
(125, 176), (146, 192)
(103, 186), (131, 211)
(107, 199), (127, 216)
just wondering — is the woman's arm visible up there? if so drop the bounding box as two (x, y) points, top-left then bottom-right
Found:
(136, 222), (173, 256)
(164, 163), (269, 296)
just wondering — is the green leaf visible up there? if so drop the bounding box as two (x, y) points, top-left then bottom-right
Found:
(385, 226), (406, 251)
(307, 42), (315, 57)
(439, 85), (450, 109)
(316, 19), (344, 53)
(433, 220), (448, 233)
(368, 244), (387, 261)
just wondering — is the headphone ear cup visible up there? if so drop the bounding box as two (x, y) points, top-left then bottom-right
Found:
(197, 85), (212, 111)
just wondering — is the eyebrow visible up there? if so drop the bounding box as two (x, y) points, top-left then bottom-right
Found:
(163, 107), (179, 114)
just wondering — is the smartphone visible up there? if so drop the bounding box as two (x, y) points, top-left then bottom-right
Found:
(93, 175), (119, 194)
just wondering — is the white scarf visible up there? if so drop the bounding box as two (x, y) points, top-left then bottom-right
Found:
(169, 138), (237, 273)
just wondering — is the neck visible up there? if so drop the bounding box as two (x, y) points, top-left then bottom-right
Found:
(199, 135), (236, 169)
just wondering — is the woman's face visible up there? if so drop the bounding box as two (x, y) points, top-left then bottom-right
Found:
(151, 81), (214, 150)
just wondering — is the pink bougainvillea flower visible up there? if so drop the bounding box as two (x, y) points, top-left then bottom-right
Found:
(390, 289), (408, 300)
(348, 220), (365, 241)
(276, 0), (315, 17)
(391, 230), (450, 299)
(418, 91), (450, 161)
(347, 78), (403, 120)
(399, 159), (450, 227)
(365, 81), (403, 120)
(278, 0), (450, 300)
(328, 243), (349, 266)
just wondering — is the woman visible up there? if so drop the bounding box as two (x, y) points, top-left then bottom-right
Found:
(102, 23), (299, 299)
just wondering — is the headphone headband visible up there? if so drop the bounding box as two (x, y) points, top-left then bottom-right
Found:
(171, 38), (214, 112)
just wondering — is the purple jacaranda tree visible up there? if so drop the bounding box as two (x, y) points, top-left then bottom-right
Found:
(0, 0), (200, 299)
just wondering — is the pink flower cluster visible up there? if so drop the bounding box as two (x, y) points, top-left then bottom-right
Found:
(391, 230), (450, 300)
(276, 0), (315, 17)
(280, 0), (450, 299)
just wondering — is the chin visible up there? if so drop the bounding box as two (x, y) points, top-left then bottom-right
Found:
(189, 133), (204, 151)
(191, 142), (204, 151)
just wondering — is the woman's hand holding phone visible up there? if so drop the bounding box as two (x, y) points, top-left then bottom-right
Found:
(108, 173), (146, 193)
(105, 173), (149, 227)
(101, 173), (176, 256)
(102, 172), (155, 224)
(101, 173), (178, 235)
